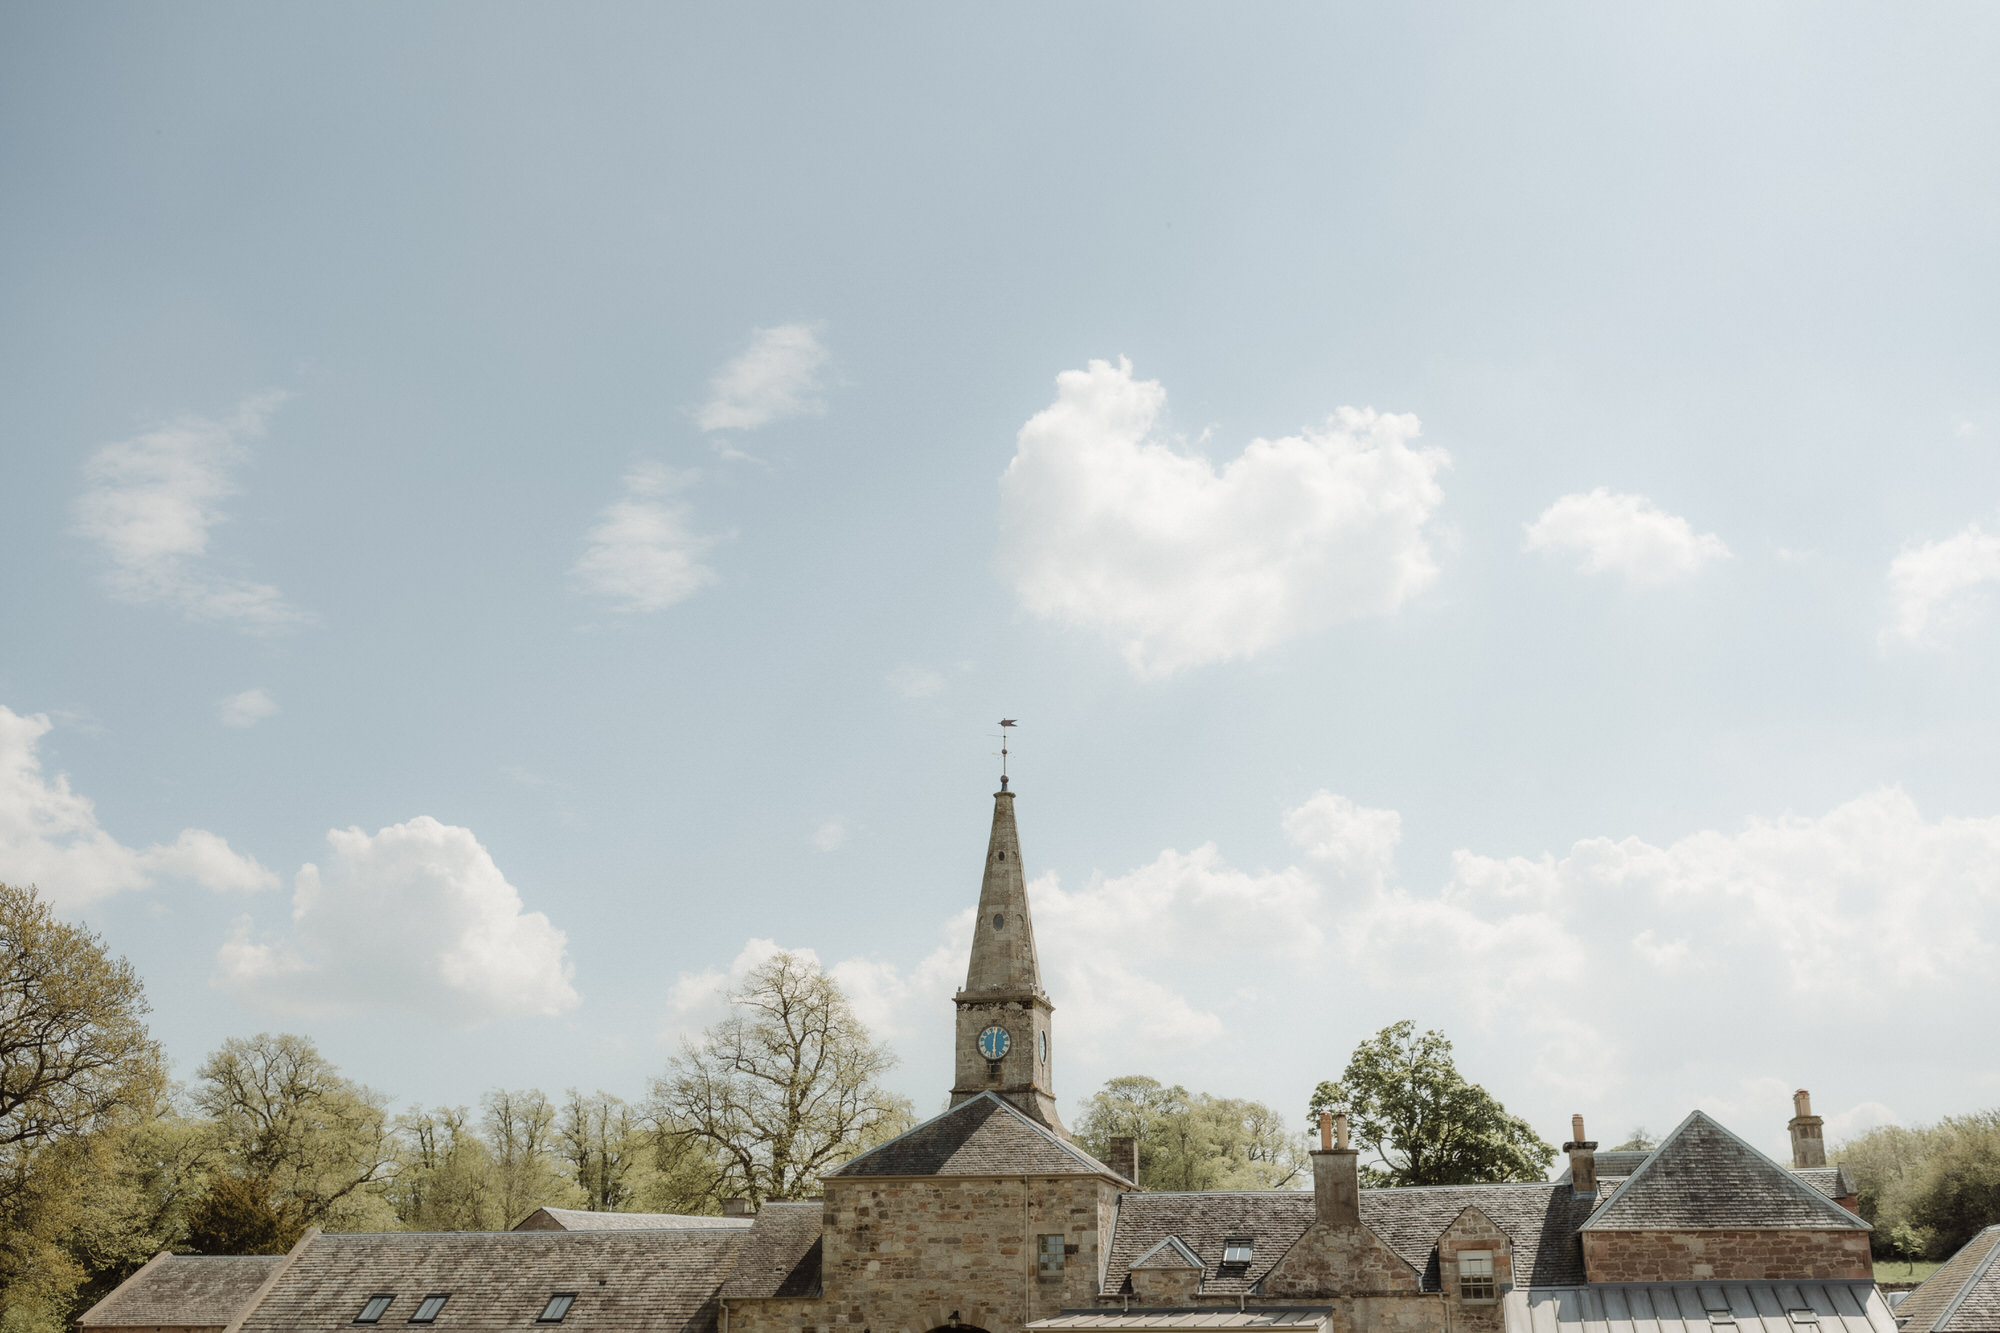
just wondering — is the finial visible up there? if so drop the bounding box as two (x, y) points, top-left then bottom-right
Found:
(997, 719), (1017, 789)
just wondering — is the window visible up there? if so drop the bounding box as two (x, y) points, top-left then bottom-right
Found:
(538, 1294), (577, 1324)
(1787, 1313), (1819, 1327)
(1222, 1237), (1254, 1265)
(355, 1296), (395, 1324)
(1038, 1233), (1065, 1277)
(1457, 1251), (1495, 1302)
(409, 1295), (449, 1324)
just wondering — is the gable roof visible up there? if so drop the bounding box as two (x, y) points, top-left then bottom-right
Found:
(828, 1092), (1127, 1181)
(1555, 1150), (1655, 1184)
(718, 1202), (825, 1300)
(78, 1254), (284, 1329)
(236, 1227), (749, 1333)
(516, 1207), (753, 1232)
(1100, 1183), (1599, 1297)
(1132, 1237), (1206, 1271)
(1791, 1166), (1860, 1202)
(1894, 1226), (2000, 1333)
(1582, 1111), (1872, 1232)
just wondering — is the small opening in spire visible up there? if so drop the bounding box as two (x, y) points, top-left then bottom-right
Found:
(993, 914), (1005, 929)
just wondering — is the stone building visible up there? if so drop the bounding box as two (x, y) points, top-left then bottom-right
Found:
(80, 783), (1899, 1333)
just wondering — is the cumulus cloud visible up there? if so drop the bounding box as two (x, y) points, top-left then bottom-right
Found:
(218, 688), (279, 728)
(694, 324), (829, 433)
(779, 783), (2000, 1140)
(997, 358), (1450, 678)
(1883, 521), (2000, 646)
(217, 816), (578, 1024)
(0, 705), (277, 907)
(1523, 488), (1731, 585)
(70, 393), (309, 629)
(573, 462), (718, 612)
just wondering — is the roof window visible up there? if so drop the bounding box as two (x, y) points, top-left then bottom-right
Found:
(410, 1295), (449, 1324)
(1788, 1313), (1820, 1326)
(355, 1296), (395, 1324)
(1222, 1237), (1254, 1265)
(538, 1294), (578, 1324)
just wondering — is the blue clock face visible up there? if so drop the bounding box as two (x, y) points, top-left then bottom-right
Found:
(978, 1025), (1012, 1060)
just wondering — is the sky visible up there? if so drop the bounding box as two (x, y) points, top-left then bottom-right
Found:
(4, 3), (1999, 1171)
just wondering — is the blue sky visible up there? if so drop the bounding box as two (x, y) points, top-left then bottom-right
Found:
(4, 3), (1999, 1167)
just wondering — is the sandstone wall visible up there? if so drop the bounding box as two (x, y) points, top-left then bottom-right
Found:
(1261, 1222), (1423, 1298)
(1581, 1230), (1872, 1283)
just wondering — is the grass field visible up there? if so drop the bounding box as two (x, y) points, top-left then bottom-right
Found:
(1876, 1261), (1944, 1285)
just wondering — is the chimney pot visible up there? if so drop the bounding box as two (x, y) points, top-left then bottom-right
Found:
(1572, 1114), (1586, 1141)
(1319, 1111), (1332, 1151)
(1336, 1112), (1350, 1152)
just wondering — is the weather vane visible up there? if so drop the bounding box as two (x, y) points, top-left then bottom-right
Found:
(995, 718), (1017, 789)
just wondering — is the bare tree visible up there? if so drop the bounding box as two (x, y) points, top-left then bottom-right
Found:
(483, 1088), (577, 1225)
(650, 951), (912, 1202)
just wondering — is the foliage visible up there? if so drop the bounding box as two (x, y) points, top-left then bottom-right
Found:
(1840, 1111), (2000, 1260)
(650, 951), (913, 1202)
(191, 1033), (395, 1243)
(1307, 1020), (1554, 1187)
(391, 1106), (496, 1231)
(1075, 1076), (1304, 1191)
(1612, 1128), (1658, 1151)
(482, 1088), (581, 1226)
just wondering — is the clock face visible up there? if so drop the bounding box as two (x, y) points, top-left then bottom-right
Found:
(977, 1025), (1012, 1060)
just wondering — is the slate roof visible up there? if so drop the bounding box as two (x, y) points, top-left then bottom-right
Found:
(1893, 1226), (2000, 1333)
(517, 1208), (755, 1232)
(236, 1227), (750, 1333)
(1582, 1112), (1872, 1232)
(78, 1254), (283, 1328)
(1132, 1237), (1206, 1271)
(829, 1092), (1127, 1181)
(1556, 1151), (1655, 1184)
(1509, 1282), (1895, 1333)
(1100, 1183), (1600, 1297)
(1791, 1167), (1860, 1202)
(718, 1202), (825, 1300)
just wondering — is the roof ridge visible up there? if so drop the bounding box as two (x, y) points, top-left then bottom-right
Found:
(1925, 1226), (2000, 1333)
(829, 1093), (991, 1173)
(972, 1092), (1129, 1179)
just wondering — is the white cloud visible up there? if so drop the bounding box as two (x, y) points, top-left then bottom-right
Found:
(813, 819), (847, 852)
(996, 358), (1450, 678)
(1883, 521), (2000, 645)
(1523, 488), (1731, 585)
(694, 324), (829, 433)
(218, 688), (278, 728)
(573, 462), (718, 612)
(217, 816), (577, 1024)
(885, 665), (946, 699)
(0, 705), (277, 907)
(70, 393), (309, 629)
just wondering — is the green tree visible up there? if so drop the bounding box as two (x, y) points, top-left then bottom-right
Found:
(392, 1106), (496, 1231)
(1837, 1114), (2000, 1260)
(650, 951), (913, 1202)
(0, 883), (169, 1333)
(188, 1033), (394, 1249)
(559, 1090), (643, 1212)
(1612, 1129), (1658, 1152)
(1075, 1077), (1304, 1191)
(1308, 1020), (1554, 1187)
(482, 1088), (581, 1226)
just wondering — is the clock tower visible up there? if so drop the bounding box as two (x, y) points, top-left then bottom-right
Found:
(949, 780), (1065, 1134)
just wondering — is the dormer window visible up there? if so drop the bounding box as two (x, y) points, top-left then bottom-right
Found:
(1222, 1237), (1254, 1265)
(1457, 1251), (1495, 1302)
(355, 1296), (395, 1324)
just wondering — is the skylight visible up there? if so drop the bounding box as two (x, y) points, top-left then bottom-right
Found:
(539, 1294), (578, 1324)
(410, 1295), (449, 1324)
(355, 1296), (395, 1324)
(1222, 1237), (1254, 1264)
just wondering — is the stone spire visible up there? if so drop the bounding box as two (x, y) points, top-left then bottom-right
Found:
(949, 786), (1064, 1134)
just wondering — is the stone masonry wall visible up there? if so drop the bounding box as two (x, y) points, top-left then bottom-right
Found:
(1582, 1230), (1872, 1283)
(1438, 1207), (1512, 1333)
(1262, 1222), (1424, 1298)
(730, 1175), (1117, 1333)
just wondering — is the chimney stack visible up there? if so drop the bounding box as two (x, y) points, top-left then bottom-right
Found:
(721, 1198), (754, 1218)
(1312, 1111), (1361, 1228)
(1107, 1135), (1139, 1184)
(1564, 1114), (1598, 1197)
(1789, 1089), (1826, 1168)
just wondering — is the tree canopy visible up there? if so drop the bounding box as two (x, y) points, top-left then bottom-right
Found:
(1075, 1075), (1304, 1191)
(650, 950), (912, 1202)
(1838, 1110), (2000, 1260)
(1308, 1020), (1554, 1187)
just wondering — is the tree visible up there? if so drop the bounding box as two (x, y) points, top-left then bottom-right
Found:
(650, 951), (913, 1202)
(483, 1088), (580, 1226)
(0, 883), (165, 1201)
(189, 1033), (394, 1248)
(1838, 1112), (2000, 1261)
(1075, 1077), (1305, 1192)
(559, 1091), (642, 1212)
(392, 1106), (495, 1231)
(1308, 1020), (1554, 1187)
(1613, 1129), (1658, 1151)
